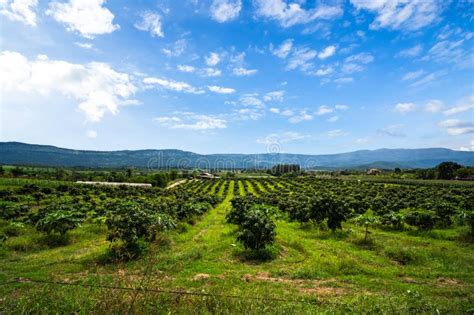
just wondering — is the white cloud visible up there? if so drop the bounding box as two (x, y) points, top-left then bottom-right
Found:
(333, 77), (354, 84)
(342, 63), (365, 73)
(288, 110), (312, 123)
(438, 119), (474, 136)
(402, 70), (424, 81)
(207, 85), (235, 94)
(269, 107), (280, 114)
(424, 39), (466, 64)
(377, 124), (406, 137)
(397, 44), (423, 57)
(286, 47), (317, 71)
(443, 95), (474, 116)
(459, 140), (474, 152)
(424, 99), (443, 113)
(393, 102), (416, 113)
(409, 71), (443, 88)
(177, 65), (196, 73)
(326, 129), (349, 138)
(271, 39), (293, 58)
(263, 90), (284, 102)
(235, 108), (264, 120)
(155, 112), (226, 130)
(345, 52), (374, 64)
(350, 0), (443, 31)
(205, 52), (221, 66)
(232, 67), (258, 76)
(47, 0), (119, 38)
(143, 77), (204, 94)
(210, 0), (241, 23)
(162, 39), (187, 57)
(201, 67), (222, 77)
(86, 130), (97, 138)
(254, 0), (342, 28)
(327, 115), (339, 122)
(240, 95), (264, 108)
(314, 67), (333, 76)
(75, 42), (93, 49)
(0, 0), (37, 26)
(135, 12), (164, 38)
(315, 105), (333, 116)
(257, 131), (309, 145)
(335, 104), (349, 111)
(0, 50), (137, 122)
(318, 45), (336, 59)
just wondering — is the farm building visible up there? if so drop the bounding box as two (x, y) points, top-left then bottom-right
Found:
(366, 168), (382, 175)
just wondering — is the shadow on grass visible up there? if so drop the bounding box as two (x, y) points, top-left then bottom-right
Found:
(234, 246), (279, 264)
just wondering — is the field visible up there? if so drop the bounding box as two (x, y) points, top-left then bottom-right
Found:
(0, 176), (473, 313)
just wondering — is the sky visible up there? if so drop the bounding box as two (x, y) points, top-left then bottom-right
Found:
(0, 0), (473, 155)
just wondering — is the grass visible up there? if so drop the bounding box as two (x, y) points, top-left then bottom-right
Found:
(0, 179), (473, 313)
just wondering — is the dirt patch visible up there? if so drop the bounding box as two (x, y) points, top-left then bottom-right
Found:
(402, 277), (417, 284)
(193, 273), (210, 281)
(436, 277), (463, 288)
(300, 287), (344, 296)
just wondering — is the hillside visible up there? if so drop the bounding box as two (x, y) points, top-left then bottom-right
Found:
(1, 142), (473, 169)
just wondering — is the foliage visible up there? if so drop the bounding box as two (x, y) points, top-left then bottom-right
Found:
(236, 205), (276, 251)
(36, 210), (84, 236)
(352, 210), (379, 241)
(405, 210), (438, 231)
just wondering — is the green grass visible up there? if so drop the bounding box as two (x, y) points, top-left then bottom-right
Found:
(0, 179), (473, 313)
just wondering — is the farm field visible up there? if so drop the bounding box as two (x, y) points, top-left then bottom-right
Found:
(0, 177), (473, 313)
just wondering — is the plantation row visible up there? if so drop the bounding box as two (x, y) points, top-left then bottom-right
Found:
(0, 181), (222, 259)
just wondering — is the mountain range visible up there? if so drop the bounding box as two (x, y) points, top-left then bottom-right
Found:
(1, 142), (473, 170)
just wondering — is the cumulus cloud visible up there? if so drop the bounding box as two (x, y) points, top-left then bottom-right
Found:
(350, 0), (443, 31)
(134, 12), (164, 37)
(155, 112), (226, 130)
(162, 39), (187, 57)
(327, 115), (339, 122)
(0, 0), (38, 26)
(263, 90), (284, 102)
(205, 52), (221, 66)
(285, 47), (317, 71)
(459, 140), (474, 152)
(254, 0), (342, 28)
(177, 65), (196, 73)
(318, 45), (336, 59)
(240, 94), (264, 108)
(288, 110), (313, 123)
(438, 119), (474, 136)
(143, 77), (204, 94)
(0, 50), (137, 122)
(210, 0), (241, 23)
(207, 85), (235, 94)
(315, 105), (333, 116)
(314, 67), (334, 76)
(47, 0), (119, 38)
(393, 102), (416, 113)
(232, 67), (258, 76)
(424, 100), (443, 113)
(271, 39), (293, 58)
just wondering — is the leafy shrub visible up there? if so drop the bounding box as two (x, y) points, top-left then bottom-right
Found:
(36, 210), (84, 236)
(310, 194), (351, 231)
(227, 195), (259, 225)
(352, 210), (379, 242)
(405, 210), (438, 231)
(0, 203), (29, 221)
(236, 205), (276, 251)
(105, 201), (165, 259)
(380, 211), (405, 230)
(427, 202), (456, 227)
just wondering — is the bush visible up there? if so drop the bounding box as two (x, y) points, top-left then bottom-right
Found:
(36, 210), (84, 237)
(352, 210), (379, 242)
(106, 201), (165, 259)
(380, 211), (405, 230)
(405, 210), (438, 231)
(458, 210), (474, 236)
(311, 194), (351, 231)
(236, 205), (276, 251)
(227, 195), (259, 225)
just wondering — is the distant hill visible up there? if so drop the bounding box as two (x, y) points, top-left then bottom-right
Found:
(1, 142), (473, 170)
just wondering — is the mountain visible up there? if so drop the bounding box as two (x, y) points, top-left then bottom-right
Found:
(1, 142), (473, 169)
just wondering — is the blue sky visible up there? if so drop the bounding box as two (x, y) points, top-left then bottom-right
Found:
(0, 0), (473, 154)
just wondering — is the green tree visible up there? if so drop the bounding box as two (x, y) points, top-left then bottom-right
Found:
(236, 205), (276, 251)
(36, 210), (83, 237)
(353, 210), (379, 242)
(436, 161), (462, 180)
